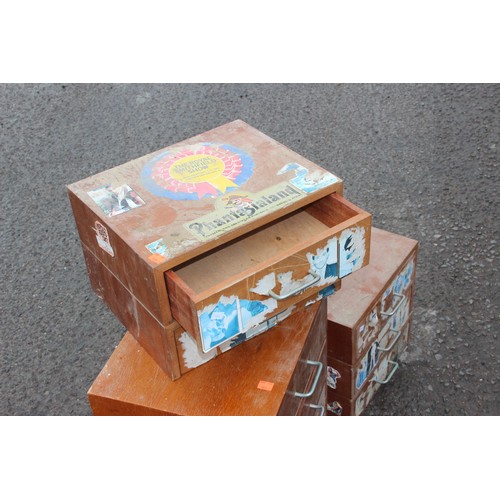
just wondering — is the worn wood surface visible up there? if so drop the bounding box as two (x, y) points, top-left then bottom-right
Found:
(81, 243), (181, 379)
(88, 301), (327, 416)
(327, 227), (418, 329)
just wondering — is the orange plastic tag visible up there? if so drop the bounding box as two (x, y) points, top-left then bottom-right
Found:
(257, 380), (274, 391)
(148, 253), (166, 264)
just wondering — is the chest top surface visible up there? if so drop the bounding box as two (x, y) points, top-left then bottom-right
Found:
(327, 227), (418, 327)
(68, 119), (343, 270)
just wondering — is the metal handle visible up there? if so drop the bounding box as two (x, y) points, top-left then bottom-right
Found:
(376, 329), (402, 352)
(268, 272), (321, 300)
(305, 403), (325, 416)
(381, 293), (405, 317)
(373, 360), (399, 384)
(293, 360), (323, 398)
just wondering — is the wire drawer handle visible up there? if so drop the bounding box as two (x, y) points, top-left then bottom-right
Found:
(305, 403), (325, 416)
(376, 330), (402, 352)
(381, 293), (405, 317)
(293, 360), (323, 398)
(268, 272), (321, 300)
(373, 360), (399, 384)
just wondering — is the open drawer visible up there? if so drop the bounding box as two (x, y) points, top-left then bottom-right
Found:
(165, 193), (371, 353)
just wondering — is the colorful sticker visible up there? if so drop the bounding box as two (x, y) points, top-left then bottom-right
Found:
(327, 401), (343, 416)
(198, 295), (278, 352)
(146, 238), (169, 258)
(339, 226), (366, 278)
(327, 366), (341, 389)
(277, 163), (339, 193)
(94, 221), (114, 256)
(88, 184), (145, 217)
(307, 237), (338, 283)
(141, 143), (254, 200)
(185, 182), (305, 241)
(356, 341), (380, 389)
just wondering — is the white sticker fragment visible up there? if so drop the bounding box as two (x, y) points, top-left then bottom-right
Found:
(178, 331), (217, 369)
(250, 272), (276, 296)
(94, 221), (114, 257)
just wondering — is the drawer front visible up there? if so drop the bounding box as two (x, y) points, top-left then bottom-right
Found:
(175, 289), (338, 375)
(167, 194), (371, 353)
(327, 309), (411, 399)
(326, 320), (410, 416)
(278, 301), (327, 416)
(354, 253), (416, 358)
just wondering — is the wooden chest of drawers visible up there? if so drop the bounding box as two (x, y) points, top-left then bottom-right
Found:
(87, 300), (327, 416)
(68, 120), (371, 378)
(325, 227), (418, 416)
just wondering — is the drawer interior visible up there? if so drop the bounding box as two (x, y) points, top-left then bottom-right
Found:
(170, 194), (360, 295)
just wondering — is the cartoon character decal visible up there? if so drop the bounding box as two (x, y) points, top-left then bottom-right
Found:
(277, 163), (339, 193)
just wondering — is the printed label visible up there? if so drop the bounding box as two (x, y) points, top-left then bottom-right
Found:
(185, 182), (305, 241)
(88, 184), (145, 217)
(141, 143), (254, 200)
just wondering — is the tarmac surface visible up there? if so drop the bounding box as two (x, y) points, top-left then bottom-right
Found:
(1, 83), (498, 416)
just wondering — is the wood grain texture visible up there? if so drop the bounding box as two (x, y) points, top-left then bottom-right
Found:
(87, 301), (327, 416)
(68, 189), (168, 323)
(82, 243), (181, 379)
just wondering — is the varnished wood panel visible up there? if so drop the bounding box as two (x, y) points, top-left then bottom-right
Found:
(81, 243), (181, 379)
(278, 302), (327, 416)
(88, 301), (326, 416)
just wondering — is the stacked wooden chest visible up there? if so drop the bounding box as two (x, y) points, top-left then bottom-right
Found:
(325, 227), (418, 415)
(68, 120), (416, 416)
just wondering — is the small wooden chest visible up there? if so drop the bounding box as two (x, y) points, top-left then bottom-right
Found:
(325, 227), (418, 416)
(87, 300), (327, 416)
(68, 120), (372, 377)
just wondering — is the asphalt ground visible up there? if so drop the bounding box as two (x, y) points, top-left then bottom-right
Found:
(1, 83), (498, 416)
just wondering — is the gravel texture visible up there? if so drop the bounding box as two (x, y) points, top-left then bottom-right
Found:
(1, 83), (498, 416)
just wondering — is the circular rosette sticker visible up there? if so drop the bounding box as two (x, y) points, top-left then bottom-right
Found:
(141, 143), (254, 200)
